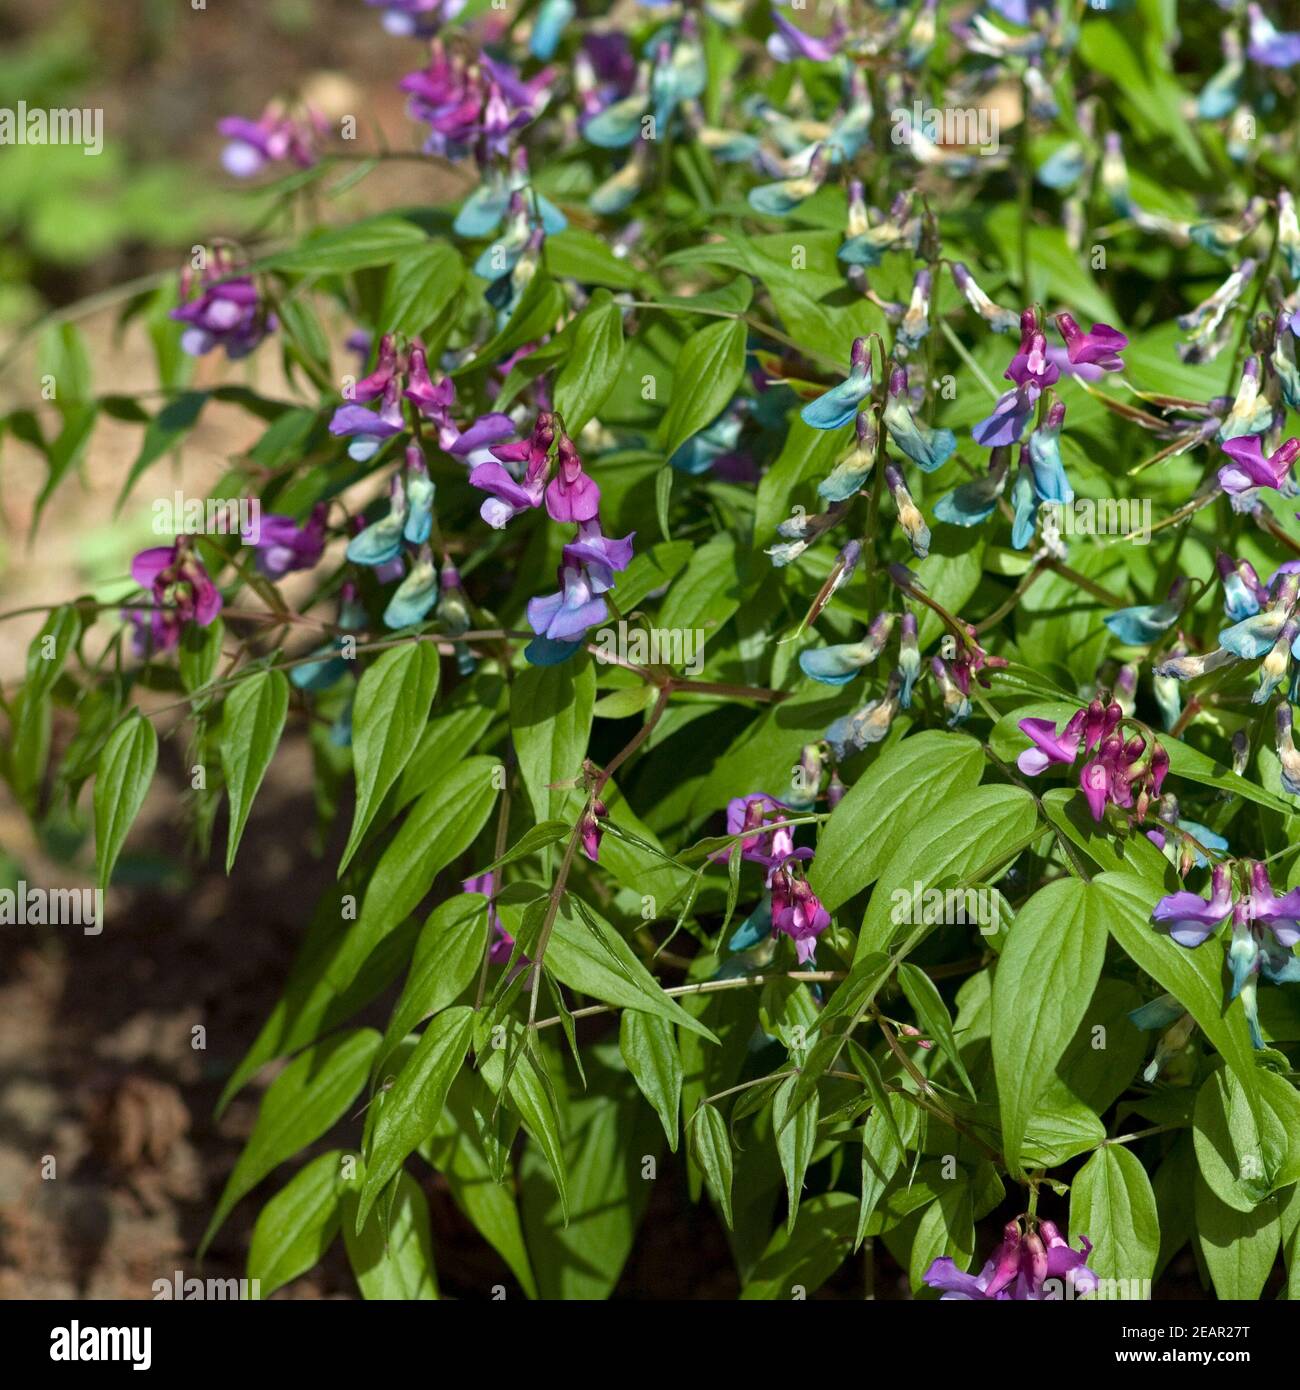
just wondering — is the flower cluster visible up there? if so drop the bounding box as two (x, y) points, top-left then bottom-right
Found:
(1153, 860), (1300, 1048)
(1017, 696), (1169, 823)
(715, 793), (830, 966)
(924, 1219), (1097, 1301)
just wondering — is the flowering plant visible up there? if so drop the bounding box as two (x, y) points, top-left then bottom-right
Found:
(8, 0), (1300, 1305)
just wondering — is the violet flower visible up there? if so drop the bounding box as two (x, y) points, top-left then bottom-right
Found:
(1017, 709), (1087, 775)
(171, 271), (274, 361)
(1054, 313), (1128, 372)
(924, 1219), (1097, 1300)
(129, 538), (223, 654)
(245, 502), (328, 579)
(218, 103), (326, 178)
(1218, 434), (1300, 496)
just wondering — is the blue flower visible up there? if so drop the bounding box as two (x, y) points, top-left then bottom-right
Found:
(383, 548), (440, 630)
(883, 366), (955, 472)
(801, 337), (872, 430)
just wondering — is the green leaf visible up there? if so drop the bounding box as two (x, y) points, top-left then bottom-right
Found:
(740, 1191), (858, 1299)
(480, 1029), (570, 1221)
(855, 785), (1038, 960)
(1192, 1065), (1300, 1212)
(552, 289), (626, 434)
(93, 711), (158, 894)
(340, 642), (441, 875)
(774, 1075), (819, 1232)
(1194, 1173), (1280, 1300)
(200, 1028), (380, 1255)
(619, 1011), (683, 1150)
(221, 669), (290, 873)
(179, 616), (224, 694)
(518, 1051), (661, 1299)
(328, 755), (500, 996)
(690, 1102), (734, 1228)
(340, 1167), (439, 1299)
(657, 317), (747, 459)
(898, 963), (976, 1100)
(357, 1005), (474, 1231)
(911, 1183), (975, 1294)
(858, 1093), (920, 1248)
(544, 227), (650, 290)
(992, 878), (1109, 1178)
(423, 1073), (537, 1298)
(537, 899), (718, 1042)
(811, 732), (985, 911)
(260, 216), (431, 273)
(1068, 1145), (1159, 1296)
(373, 893), (490, 1083)
(247, 1150), (343, 1299)
(378, 242), (465, 340)
(511, 658), (595, 823)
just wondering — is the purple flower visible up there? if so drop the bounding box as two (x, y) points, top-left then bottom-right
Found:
(527, 563), (608, 643)
(129, 539), (223, 654)
(245, 502), (327, 579)
(329, 378), (406, 462)
(563, 519), (634, 593)
(924, 1219), (1096, 1301)
(1246, 862), (1300, 948)
(973, 383), (1040, 448)
(715, 793), (796, 870)
(544, 436), (600, 522)
(770, 869), (829, 964)
(1054, 313), (1128, 372)
(1016, 709), (1087, 775)
(1152, 863), (1233, 947)
(463, 872), (521, 967)
(1218, 434), (1300, 495)
(217, 104), (326, 178)
(1006, 312), (1062, 390)
(1247, 3), (1300, 67)
(171, 271), (274, 361)
(366, 0), (462, 38)
(767, 10), (846, 63)
(353, 333), (400, 404)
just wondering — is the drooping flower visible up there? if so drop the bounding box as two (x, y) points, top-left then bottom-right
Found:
(883, 366), (956, 472)
(217, 103), (326, 177)
(818, 409), (879, 501)
(527, 563), (608, 645)
(383, 545), (440, 630)
(545, 434), (600, 522)
(825, 673), (903, 755)
(347, 474), (408, 568)
(1246, 2), (1300, 67)
(885, 462), (929, 558)
(799, 613), (895, 687)
(171, 263), (274, 360)
(1053, 312), (1128, 372)
(801, 337), (873, 432)
(1218, 433), (1300, 497)
(329, 377), (406, 462)
(1152, 863), (1234, 947)
(1103, 579), (1187, 646)
(767, 8), (846, 63)
(470, 413), (554, 529)
(949, 262), (1019, 334)
(1016, 709), (1087, 776)
(245, 502), (328, 579)
(769, 868), (830, 964)
(129, 538), (223, 654)
(924, 1219), (1097, 1301)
